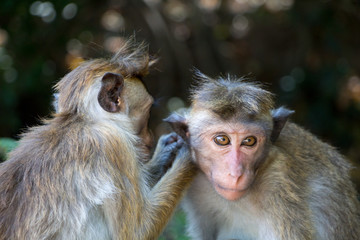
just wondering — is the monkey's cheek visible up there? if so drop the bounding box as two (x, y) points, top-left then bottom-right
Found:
(213, 185), (246, 201)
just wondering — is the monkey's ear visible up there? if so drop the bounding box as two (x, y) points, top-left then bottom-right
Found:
(98, 72), (124, 113)
(270, 107), (294, 142)
(164, 112), (189, 142)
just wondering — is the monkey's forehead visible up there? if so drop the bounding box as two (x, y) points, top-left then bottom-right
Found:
(194, 121), (267, 135)
(188, 107), (272, 127)
(189, 103), (272, 122)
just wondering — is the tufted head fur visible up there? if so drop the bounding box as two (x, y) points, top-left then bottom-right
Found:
(190, 71), (274, 121)
(54, 39), (156, 115)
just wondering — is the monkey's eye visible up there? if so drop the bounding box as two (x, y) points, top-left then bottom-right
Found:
(241, 136), (257, 147)
(214, 135), (231, 146)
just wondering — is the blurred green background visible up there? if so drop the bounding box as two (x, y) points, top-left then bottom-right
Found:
(1, 0), (360, 239)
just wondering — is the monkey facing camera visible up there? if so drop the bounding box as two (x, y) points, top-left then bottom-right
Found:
(0, 40), (197, 239)
(166, 71), (360, 240)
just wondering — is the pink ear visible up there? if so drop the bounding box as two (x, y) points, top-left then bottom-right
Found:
(98, 72), (124, 113)
(164, 112), (189, 143)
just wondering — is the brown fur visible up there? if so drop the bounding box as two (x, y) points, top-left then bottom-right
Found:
(0, 40), (196, 240)
(167, 72), (360, 240)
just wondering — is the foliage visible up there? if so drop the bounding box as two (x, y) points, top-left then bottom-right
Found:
(159, 208), (190, 240)
(0, 137), (18, 162)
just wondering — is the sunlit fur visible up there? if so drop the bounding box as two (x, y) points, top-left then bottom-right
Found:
(55, 39), (155, 116)
(178, 72), (360, 240)
(0, 40), (196, 240)
(191, 71), (274, 120)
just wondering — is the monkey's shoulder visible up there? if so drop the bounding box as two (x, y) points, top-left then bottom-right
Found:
(275, 122), (350, 169)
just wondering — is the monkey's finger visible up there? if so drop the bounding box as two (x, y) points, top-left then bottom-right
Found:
(175, 137), (184, 148)
(164, 132), (179, 145)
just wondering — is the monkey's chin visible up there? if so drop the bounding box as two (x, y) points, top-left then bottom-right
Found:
(213, 184), (247, 201)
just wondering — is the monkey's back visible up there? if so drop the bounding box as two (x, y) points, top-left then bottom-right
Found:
(275, 122), (360, 239)
(0, 117), (128, 240)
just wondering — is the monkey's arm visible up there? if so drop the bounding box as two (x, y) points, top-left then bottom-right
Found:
(141, 144), (197, 239)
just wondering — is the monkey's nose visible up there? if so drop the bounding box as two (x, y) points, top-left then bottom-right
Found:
(229, 162), (244, 180)
(228, 173), (244, 187)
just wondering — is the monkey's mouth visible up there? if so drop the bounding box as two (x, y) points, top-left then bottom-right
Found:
(215, 183), (243, 192)
(214, 181), (249, 193)
(213, 183), (248, 201)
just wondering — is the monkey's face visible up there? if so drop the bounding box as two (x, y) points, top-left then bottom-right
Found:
(189, 111), (267, 201)
(123, 77), (154, 151)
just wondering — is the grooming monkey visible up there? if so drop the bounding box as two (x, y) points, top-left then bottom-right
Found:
(0, 41), (197, 240)
(166, 72), (360, 240)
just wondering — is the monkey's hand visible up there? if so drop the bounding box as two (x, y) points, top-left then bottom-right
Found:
(148, 132), (185, 183)
(153, 132), (185, 171)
